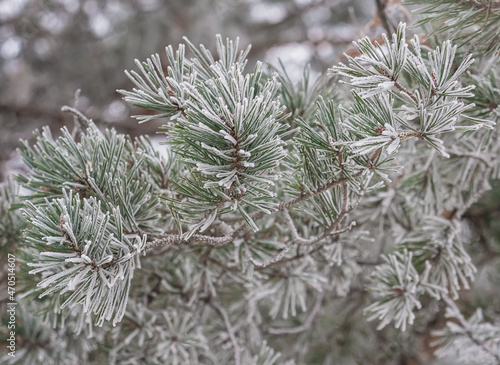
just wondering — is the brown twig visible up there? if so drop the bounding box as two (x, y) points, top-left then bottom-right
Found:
(61, 105), (92, 129)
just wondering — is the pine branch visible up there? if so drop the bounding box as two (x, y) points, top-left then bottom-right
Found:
(11, 21), (500, 365)
(61, 105), (92, 131)
(144, 232), (234, 250)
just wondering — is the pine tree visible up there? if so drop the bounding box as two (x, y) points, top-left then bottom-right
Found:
(1, 1), (500, 364)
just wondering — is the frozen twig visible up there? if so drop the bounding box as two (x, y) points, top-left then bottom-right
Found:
(249, 244), (291, 268)
(283, 209), (356, 246)
(211, 302), (241, 365)
(145, 232), (234, 250)
(61, 104), (92, 131)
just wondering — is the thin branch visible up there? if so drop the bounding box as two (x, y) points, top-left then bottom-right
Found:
(394, 79), (419, 105)
(61, 105), (92, 129)
(369, 147), (383, 163)
(145, 174), (361, 252)
(249, 185), (366, 270)
(211, 302), (241, 365)
(70, 89), (82, 137)
(231, 171), (364, 238)
(145, 232), (233, 251)
(254, 239), (335, 271)
(147, 172), (366, 252)
(380, 68), (420, 105)
(268, 290), (325, 335)
(336, 181), (366, 226)
(344, 184), (366, 216)
(278, 171), (364, 212)
(249, 244), (291, 269)
(340, 181), (349, 217)
(449, 151), (496, 167)
(283, 209), (356, 246)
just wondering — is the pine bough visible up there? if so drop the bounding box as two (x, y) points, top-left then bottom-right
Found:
(1, 19), (500, 365)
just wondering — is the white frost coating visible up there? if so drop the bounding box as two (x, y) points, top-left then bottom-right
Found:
(40, 251), (77, 258)
(201, 142), (236, 161)
(241, 133), (258, 147)
(81, 254), (93, 264)
(197, 123), (219, 134)
(350, 75), (390, 86)
(382, 124), (401, 154)
(65, 257), (86, 263)
(220, 129), (238, 145)
(238, 149), (251, 157)
(196, 162), (227, 174)
(379, 80), (395, 91)
(98, 255), (114, 265)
